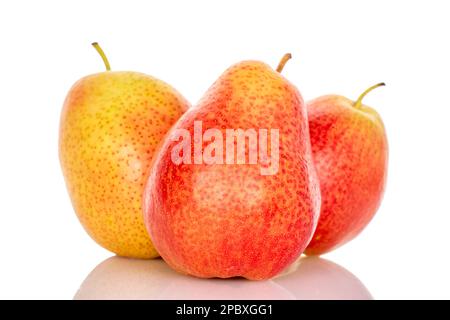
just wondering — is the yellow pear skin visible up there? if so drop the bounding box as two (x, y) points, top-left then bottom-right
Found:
(59, 43), (189, 258)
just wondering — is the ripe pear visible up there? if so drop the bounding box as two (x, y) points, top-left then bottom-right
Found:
(143, 54), (321, 279)
(305, 83), (388, 255)
(59, 43), (189, 258)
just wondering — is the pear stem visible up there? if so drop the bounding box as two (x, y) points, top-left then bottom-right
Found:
(91, 42), (111, 71)
(354, 82), (385, 109)
(276, 53), (292, 73)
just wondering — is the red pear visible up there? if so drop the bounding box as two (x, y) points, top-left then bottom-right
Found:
(305, 83), (388, 255)
(143, 55), (321, 279)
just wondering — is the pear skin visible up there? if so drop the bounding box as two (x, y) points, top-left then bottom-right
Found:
(305, 84), (388, 255)
(59, 43), (189, 258)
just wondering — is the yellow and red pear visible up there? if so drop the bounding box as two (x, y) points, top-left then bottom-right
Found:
(305, 83), (388, 255)
(59, 43), (189, 258)
(143, 54), (321, 279)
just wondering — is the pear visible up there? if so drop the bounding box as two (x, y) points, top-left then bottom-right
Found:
(305, 83), (388, 255)
(59, 43), (189, 258)
(143, 54), (321, 279)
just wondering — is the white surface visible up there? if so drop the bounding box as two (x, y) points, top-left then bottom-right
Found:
(0, 0), (449, 299)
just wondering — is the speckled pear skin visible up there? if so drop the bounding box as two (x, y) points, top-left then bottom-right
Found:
(305, 95), (388, 255)
(59, 71), (189, 258)
(143, 61), (321, 279)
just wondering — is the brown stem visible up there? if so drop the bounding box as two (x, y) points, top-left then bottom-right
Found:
(276, 53), (292, 73)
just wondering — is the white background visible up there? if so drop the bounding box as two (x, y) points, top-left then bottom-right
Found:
(0, 0), (449, 299)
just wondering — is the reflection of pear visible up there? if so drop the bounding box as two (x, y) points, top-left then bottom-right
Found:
(74, 257), (177, 300)
(75, 256), (371, 300)
(274, 257), (373, 300)
(74, 256), (293, 300)
(158, 277), (293, 300)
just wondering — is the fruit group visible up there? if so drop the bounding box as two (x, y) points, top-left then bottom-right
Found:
(59, 43), (189, 258)
(143, 54), (321, 279)
(305, 83), (388, 255)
